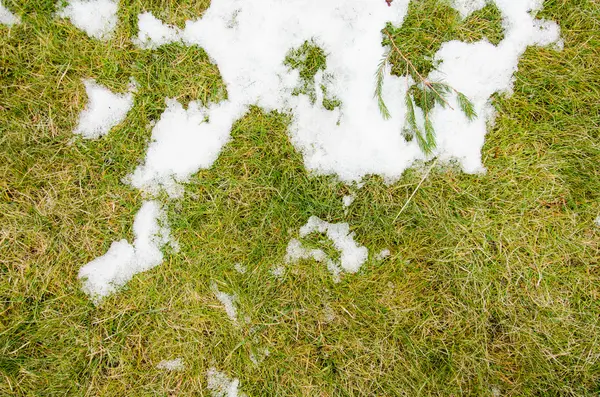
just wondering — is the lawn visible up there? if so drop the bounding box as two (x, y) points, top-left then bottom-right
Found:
(1, 0), (599, 395)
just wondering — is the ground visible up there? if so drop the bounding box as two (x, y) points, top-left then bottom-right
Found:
(1, 0), (600, 396)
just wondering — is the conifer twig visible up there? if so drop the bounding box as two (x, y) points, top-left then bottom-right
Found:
(383, 29), (454, 110)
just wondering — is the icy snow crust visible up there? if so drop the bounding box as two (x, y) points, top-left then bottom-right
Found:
(57, 0), (118, 40)
(132, 0), (562, 192)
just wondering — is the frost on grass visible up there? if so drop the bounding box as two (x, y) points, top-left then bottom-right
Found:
(130, 0), (561, 185)
(211, 282), (239, 324)
(127, 99), (244, 197)
(74, 79), (134, 139)
(285, 216), (368, 282)
(0, 1), (20, 26)
(207, 368), (246, 397)
(156, 357), (184, 371)
(78, 201), (174, 303)
(57, 0), (118, 40)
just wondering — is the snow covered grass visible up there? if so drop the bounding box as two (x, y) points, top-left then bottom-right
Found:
(1, 0), (600, 395)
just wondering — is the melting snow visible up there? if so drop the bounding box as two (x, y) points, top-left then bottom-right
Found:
(211, 282), (239, 324)
(77, 0), (562, 301)
(342, 195), (355, 208)
(285, 216), (368, 281)
(234, 263), (247, 274)
(126, 99), (244, 197)
(0, 1), (19, 26)
(270, 265), (285, 279)
(57, 0), (118, 40)
(207, 368), (246, 397)
(376, 249), (391, 260)
(130, 0), (561, 184)
(78, 201), (174, 303)
(74, 79), (134, 139)
(156, 357), (185, 371)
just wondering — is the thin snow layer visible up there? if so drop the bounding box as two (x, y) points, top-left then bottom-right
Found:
(285, 216), (368, 281)
(132, 0), (561, 184)
(127, 99), (244, 197)
(211, 282), (238, 324)
(376, 249), (391, 260)
(74, 79), (134, 139)
(0, 1), (19, 26)
(79, 201), (173, 303)
(57, 0), (118, 40)
(300, 216), (368, 273)
(156, 358), (184, 371)
(206, 368), (246, 397)
(342, 195), (355, 208)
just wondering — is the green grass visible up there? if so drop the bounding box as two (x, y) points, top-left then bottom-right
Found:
(1, 0), (600, 395)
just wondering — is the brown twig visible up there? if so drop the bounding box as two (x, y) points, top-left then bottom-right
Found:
(383, 29), (454, 110)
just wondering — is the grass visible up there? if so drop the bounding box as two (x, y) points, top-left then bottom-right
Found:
(1, 0), (599, 395)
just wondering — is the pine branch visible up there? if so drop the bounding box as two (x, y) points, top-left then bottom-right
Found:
(456, 91), (477, 120)
(374, 52), (392, 119)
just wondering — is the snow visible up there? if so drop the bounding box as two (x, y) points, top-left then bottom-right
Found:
(595, 216), (600, 227)
(0, 1), (19, 26)
(127, 99), (244, 197)
(270, 265), (285, 279)
(74, 79), (134, 139)
(156, 358), (184, 371)
(57, 0), (118, 40)
(376, 249), (391, 260)
(342, 195), (355, 208)
(285, 216), (368, 281)
(300, 216), (368, 273)
(134, 12), (183, 49)
(129, 0), (561, 185)
(207, 368), (246, 397)
(78, 201), (173, 303)
(77, 0), (561, 301)
(234, 263), (247, 274)
(211, 282), (238, 324)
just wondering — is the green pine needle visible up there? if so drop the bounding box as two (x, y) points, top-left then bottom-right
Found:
(375, 52), (391, 119)
(456, 91), (477, 120)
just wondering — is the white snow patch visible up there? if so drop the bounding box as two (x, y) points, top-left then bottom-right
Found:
(74, 79), (134, 139)
(57, 0), (118, 40)
(130, 0), (560, 184)
(206, 368), (246, 397)
(127, 98), (244, 197)
(270, 264), (285, 279)
(342, 195), (355, 208)
(249, 347), (270, 365)
(156, 357), (184, 371)
(134, 11), (183, 49)
(322, 302), (336, 323)
(285, 216), (368, 281)
(299, 216), (368, 273)
(79, 201), (174, 303)
(595, 216), (600, 227)
(0, 1), (19, 26)
(376, 249), (391, 260)
(211, 282), (238, 324)
(234, 263), (247, 274)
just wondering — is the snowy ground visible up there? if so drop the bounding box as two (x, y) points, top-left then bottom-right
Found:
(1, 0), (599, 395)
